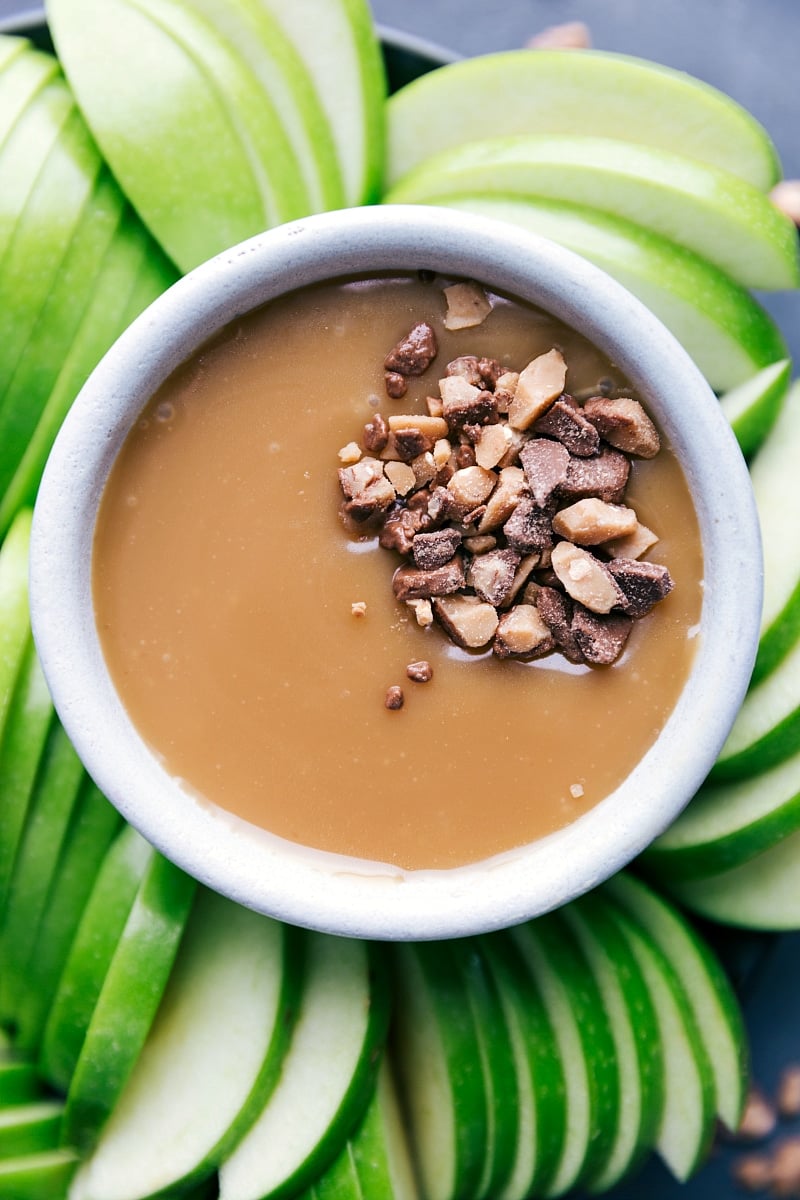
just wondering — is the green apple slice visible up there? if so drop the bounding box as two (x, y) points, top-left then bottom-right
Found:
(0, 1147), (79, 1199)
(218, 932), (390, 1200)
(711, 631), (800, 781)
(0, 1061), (39, 1107)
(450, 939), (518, 1200)
(597, 901), (715, 1181)
(719, 358), (791, 458)
(165, 0), (344, 212)
(0, 1101), (64, 1158)
(510, 915), (619, 1197)
(434, 194), (786, 392)
(0, 198), (177, 532)
(386, 134), (799, 291)
(0, 41), (60, 151)
(477, 931), (566, 1200)
(0, 33), (27, 76)
(389, 941), (489, 1200)
(255, 0), (386, 205)
(643, 744), (800, 881)
(559, 897), (661, 1193)
(47, 0), (308, 272)
(70, 887), (302, 1200)
(14, 780), (122, 1055)
(0, 642), (54, 923)
(351, 1059), (418, 1200)
(749, 381), (800, 685)
(0, 723), (84, 1025)
(603, 874), (748, 1132)
(386, 48), (780, 191)
(664, 825), (800, 929)
(0, 509), (34, 754)
(62, 854), (196, 1150)
(39, 825), (156, 1094)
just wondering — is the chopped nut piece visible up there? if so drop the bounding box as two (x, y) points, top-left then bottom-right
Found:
(338, 457), (396, 522)
(406, 598), (433, 627)
(533, 395), (600, 456)
(464, 535), (497, 554)
(496, 426), (529, 469)
(494, 604), (554, 658)
(392, 427), (434, 461)
(477, 466), (527, 533)
(562, 446), (630, 503)
(338, 441), (362, 464)
(771, 179), (800, 225)
(770, 1138), (800, 1197)
(426, 393), (444, 418)
(410, 451), (437, 489)
(447, 465), (497, 508)
(384, 370), (407, 399)
(607, 557), (674, 617)
(503, 497), (554, 556)
(499, 553), (539, 607)
(570, 783), (585, 799)
(467, 548), (520, 605)
(494, 371), (519, 414)
(478, 357), (504, 387)
(351, 601), (367, 618)
(551, 542), (622, 614)
(572, 607), (633, 664)
(443, 281), (493, 330)
(383, 460), (417, 495)
(508, 348), (567, 430)
(475, 423), (513, 469)
(731, 1154), (773, 1193)
(433, 594), (499, 649)
(380, 506), (427, 555)
(445, 355), (483, 386)
(526, 19), (592, 48)
(778, 1066), (800, 1119)
(605, 521), (658, 560)
(454, 443), (476, 469)
(363, 413), (389, 453)
(735, 1088), (778, 1142)
(536, 586), (584, 663)
(519, 438), (570, 506)
(413, 528), (463, 571)
(388, 413), (450, 440)
(385, 685), (404, 710)
(439, 375), (497, 427)
(406, 660), (433, 683)
(552, 498), (638, 545)
(583, 395), (661, 458)
(393, 554), (465, 601)
(433, 437), (452, 468)
(384, 322), (438, 376)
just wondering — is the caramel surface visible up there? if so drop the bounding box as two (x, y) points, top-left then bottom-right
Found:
(93, 276), (703, 870)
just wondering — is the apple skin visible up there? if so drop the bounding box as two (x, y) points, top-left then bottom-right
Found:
(719, 358), (791, 458)
(431, 193), (787, 392)
(0, 41), (60, 150)
(0, 1101), (64, 1159)
(642, 745), (800, 883)
(386, 48), (781, 192)
(0, 1146), (79, 1198)
(386, 134), (799, 291)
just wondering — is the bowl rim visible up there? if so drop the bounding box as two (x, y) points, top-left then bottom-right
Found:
(29, 204), (762, 940)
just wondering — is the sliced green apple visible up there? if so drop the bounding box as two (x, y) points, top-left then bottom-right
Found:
(0, 1061), (39, 1107)
(0, 1147), (79, 1199)
(0, 40), (60, 152)
(603, 873), (748, 1132)
(389, 941), (489, 1200)
(0, 723), (84, 1025)
(663, 825), (800, 930)
(386, 48), (781, 191)
(749, 380), (800, 685)
(255, 0), (386, 205)
(434, 194), (786, 392)
(560, 897), (661, 1192)
(0, 642), (54, 924)
(711, 630), (800, 781)
(386, 134), (799, 291)
(69, 887), (300, 1199)
(719, 358), (791, 458)
(477, 931), (566, 1200)
(0, 1101), (64, 1158)
(47, 0), (308, 271)
(62, 854), (196, 1150)
(351, 1059), (418, 1200)
(0, 509), (34, 751)
(13, 780), (122, 1055)
(510, 915), (619, 1197)
(597, 899), (715, 1181)
(218, 932), (390, 1200)
(39, 825), (157, 1094)
(643, 744), (800, 882)
(0, 197), (177, 533)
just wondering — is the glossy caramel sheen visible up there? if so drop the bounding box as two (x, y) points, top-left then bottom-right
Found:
(93, 276), (703, 870)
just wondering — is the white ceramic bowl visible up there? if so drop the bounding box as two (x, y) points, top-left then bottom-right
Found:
(30, 205), (761, 940)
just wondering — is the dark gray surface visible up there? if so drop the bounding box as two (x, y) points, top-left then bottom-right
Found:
(1, 3), (799, 1195)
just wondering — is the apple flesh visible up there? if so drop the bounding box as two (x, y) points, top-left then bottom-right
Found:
(719, 358), (791, 458)
(386, 134), (800, 291)
(386, 48), (781, 191)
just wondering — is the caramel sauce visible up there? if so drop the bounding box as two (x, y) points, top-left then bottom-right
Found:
(93, 276), (703, 870)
